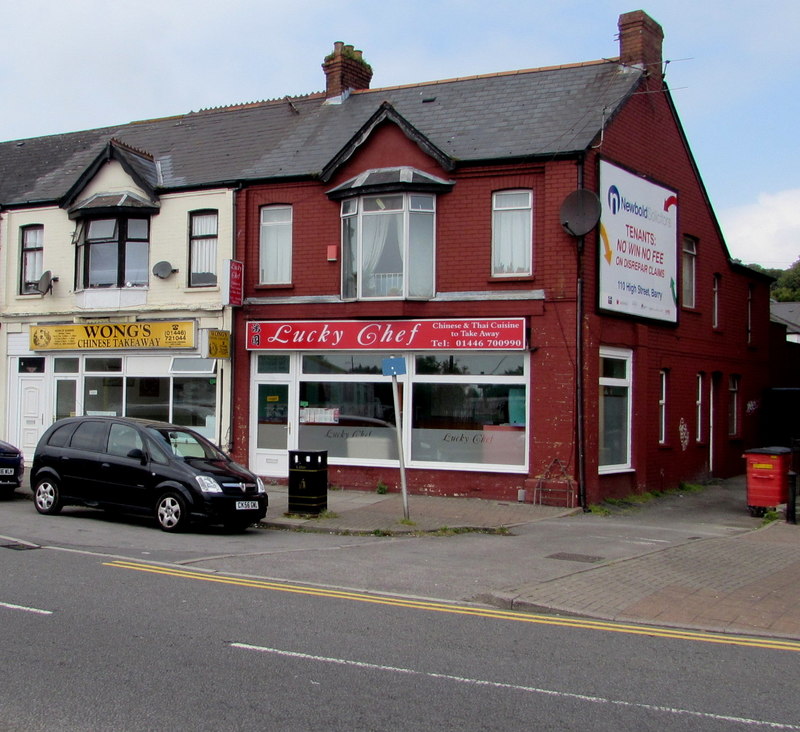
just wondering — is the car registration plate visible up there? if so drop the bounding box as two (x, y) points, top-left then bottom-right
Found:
(236, 500), (259, 510)
(0, 468), (14, 475)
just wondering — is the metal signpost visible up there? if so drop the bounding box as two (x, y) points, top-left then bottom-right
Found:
(382, 357), (409, 520)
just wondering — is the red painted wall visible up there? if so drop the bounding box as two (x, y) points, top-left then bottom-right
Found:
(231, 77), (772, 506)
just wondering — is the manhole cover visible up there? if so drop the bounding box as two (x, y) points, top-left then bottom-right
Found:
(545, 552), (604, 563)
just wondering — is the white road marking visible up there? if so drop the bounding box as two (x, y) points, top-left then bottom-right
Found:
(232, 643), (800, 730)
(0, 601), (52, 615)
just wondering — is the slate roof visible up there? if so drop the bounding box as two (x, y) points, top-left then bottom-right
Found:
(771, 302), (800, 335)
(0, 59), (643, 207)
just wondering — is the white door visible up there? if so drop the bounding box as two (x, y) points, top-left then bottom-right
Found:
(17, 376), (48, 459)
(251, 381), (296, 477)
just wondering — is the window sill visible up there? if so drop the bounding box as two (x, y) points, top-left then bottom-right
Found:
(255, 283), (294, 291)
(598, 466), (635, 476)
(489, 275), (535, 283)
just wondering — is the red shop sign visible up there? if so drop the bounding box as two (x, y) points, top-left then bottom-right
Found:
(246, 318), (526, 351)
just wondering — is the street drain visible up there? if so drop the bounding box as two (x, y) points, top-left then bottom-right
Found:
(546, 552), (604, 563)
(1, 543), (40, 551)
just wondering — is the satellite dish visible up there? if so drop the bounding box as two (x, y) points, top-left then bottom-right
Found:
(35, 270), (55, 295)
(560, 189), (602, 237)
(152, 261), (176, 279)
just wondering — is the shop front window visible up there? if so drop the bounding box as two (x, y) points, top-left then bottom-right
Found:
(298, 381), (398, 460)
(410, 383), (526, 466)
(125, 377), (170, 422)
(172, 377), (216, 435)
(285, 350), (528, 470)
(84, 377), (123, 416)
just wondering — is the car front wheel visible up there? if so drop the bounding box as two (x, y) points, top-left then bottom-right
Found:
(34, 478), (63, 515)
(156, 492), (189, 532)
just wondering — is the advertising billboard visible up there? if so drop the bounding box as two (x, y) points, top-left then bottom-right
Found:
(598, 160), (678, 323)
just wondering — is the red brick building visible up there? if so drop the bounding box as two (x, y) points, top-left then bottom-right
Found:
(231, 11), (773, 506)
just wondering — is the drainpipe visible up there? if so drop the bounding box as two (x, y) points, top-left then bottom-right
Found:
(576, 158), (588, 511)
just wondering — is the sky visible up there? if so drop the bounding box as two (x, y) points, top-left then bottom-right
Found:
(2, 0), (798, 270)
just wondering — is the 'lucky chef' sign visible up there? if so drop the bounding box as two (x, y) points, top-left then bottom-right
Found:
(246, 319), (526, 351)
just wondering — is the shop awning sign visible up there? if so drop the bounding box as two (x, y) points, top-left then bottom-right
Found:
(246, 318), (526, 351)
(30, 321), (195, 351)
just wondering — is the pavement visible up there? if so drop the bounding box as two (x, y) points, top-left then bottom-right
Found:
(261, 476), (800, 640)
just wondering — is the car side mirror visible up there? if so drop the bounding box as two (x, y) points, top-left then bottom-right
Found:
(127, 448), (147, 464)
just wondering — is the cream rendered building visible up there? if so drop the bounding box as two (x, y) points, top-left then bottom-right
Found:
(1, 140), (237, 459)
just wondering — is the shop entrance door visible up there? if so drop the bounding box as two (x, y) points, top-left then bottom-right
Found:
(17, 375), (47, 460)
(252, 382), (294, 477)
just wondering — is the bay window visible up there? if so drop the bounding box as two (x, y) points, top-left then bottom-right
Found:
(76, 217), (149, 289)
(341, 193), (434, 299)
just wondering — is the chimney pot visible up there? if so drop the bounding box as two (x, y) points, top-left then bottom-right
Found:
(618, 10), (664, 78)
(323, 41), (373, 102)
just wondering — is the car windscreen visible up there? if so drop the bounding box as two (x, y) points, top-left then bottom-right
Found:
(146, 426), (227, 461)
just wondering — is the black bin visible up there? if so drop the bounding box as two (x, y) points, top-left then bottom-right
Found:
(288, 450), (328, 515)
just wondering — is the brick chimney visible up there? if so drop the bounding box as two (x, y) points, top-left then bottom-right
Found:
(322, 42), (373, 103)
(618, 10), (664, 78)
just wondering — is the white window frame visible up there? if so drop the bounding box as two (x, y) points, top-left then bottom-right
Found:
(712, 273), (721, 329)
(682, 236), (696, 308)
(188, 210), (218, 287)
(695, 372), (704, 443)
(340, 193), (435, 300)
(492, 190), (533, 277)
(658, 369), (668, 444)
(599, 346), (633, 473)
(728, 374), (740, 436)
(259, 205), (292, 285)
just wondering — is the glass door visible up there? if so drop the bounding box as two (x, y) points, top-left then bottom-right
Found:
(252, 382), (293, 476)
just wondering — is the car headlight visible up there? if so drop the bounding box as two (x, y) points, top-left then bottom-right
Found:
(256, 476), (266, 495)
(196, 475), (223, 493)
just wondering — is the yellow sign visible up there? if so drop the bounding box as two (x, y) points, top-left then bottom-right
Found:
(30, 321), (195, 351)
(207, 330), (231, 359)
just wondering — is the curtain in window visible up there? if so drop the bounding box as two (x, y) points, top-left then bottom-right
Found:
(361, 213), (396, 296)
(260, 208), (291, 284)
(493, 208), (531, 274)
(190, 213), (218, 285)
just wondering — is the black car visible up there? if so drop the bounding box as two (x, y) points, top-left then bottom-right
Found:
(0, 439), (24, 495)
(31, 416), (268, 532)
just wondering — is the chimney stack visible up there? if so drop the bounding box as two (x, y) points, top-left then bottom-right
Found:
(618, 10), (664, 78)
(322, 42), (373, 103)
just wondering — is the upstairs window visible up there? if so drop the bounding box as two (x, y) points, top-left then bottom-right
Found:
(76, 217), (149, 289)
(492, 190), (532, 277)
(20, 225), (44, 294)
(259, 205), (292, 285)
(341, 193), (434, 299)
(682, 236), (697, 308)
(189, 210), (218, 287)
(712, 273), (721, 329)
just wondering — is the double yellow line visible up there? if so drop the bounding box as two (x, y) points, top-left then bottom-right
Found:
(105, 560), (800, 653)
